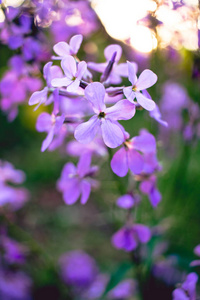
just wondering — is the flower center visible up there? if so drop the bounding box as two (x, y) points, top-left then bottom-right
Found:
(132, 85), (137, 91)
(98, 111), (105, 118)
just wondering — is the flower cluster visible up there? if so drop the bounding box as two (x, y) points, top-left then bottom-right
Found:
(0, 160), (29, 210)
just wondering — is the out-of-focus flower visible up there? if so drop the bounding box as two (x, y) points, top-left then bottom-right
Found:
(139, 174), (161, 208)
(59, 250), (98, 288)
(0, 270), (32, 300)
(29, 62), (63, 110)
(0, 235), (28, 265)
(111, 224), (151, 252)
(57, 153), (98, 205)
(107, 279), (136, 299)
(190, 244), (200, 267)
(36, 111), (65, 152)
(0, 161), (29, 210)
(172, 272), (198, 300)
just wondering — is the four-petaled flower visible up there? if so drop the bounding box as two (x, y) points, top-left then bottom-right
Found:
(74, 82), (136, 148)
(53, 34), (83, 59)
(57, 153), (98, 205)
(123, 61), (157, 111)
(51, 55), (87, 93)
(112, 224), (151, 252)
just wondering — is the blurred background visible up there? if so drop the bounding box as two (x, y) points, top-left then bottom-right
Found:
(0, 0), (200, 299)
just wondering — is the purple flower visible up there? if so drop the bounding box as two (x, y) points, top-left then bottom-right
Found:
(59, 250), (98, 288)
(107, 279), (136, 299)
(53, 34), (83, 59)
(88, 44), (137, 84)
(190, 245), (200, 267)
(1, 236), (27, 265)
(0, 184), (29, 210)
(140, 174), (161, 208)
(51, 55), (87, 93)
(112, 224), (151, 252)
(74, 82), (135, 148)
(0, 161), (25, 184)
(29, 62), (62, 110)
(123, 61), (157, 111)
(111, 130), (156, 176)
(116, 194), (135, 209)
(0, 270), (32, 300)
(82, 274), (109, 300)
(57, 153), (98, 205)
(67, 138), (107, 158)
(0, 161), (29, 210)
(173, 273), (198, 300)
(36, 112), (65, 152)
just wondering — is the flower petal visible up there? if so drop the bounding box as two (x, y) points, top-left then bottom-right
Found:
(77, 152), (92, 177)
(111, 147), (129, 177)
(135, 92), (156, 111)
(123, 87), (135, 102)
(149, 187), (162, 207)
(136, 69), (157, 90)
(69, 34), (83, 55)
(101, 119), (124, 148)
(67, 78), (80, 93)
(132, 130), (156, 153)
(51, 77), (72, 88)
(104, 44), (122, 62)
(76, 61), (87, 80)
(127, 149), (144, 174)
(53, 42), (70, 56)
(74, 115), (100, 144)
(133, 224), (151, 243)
(116, 194), (135, 209)
(116, 61), (138, 77)
(85, 82), (106, 113)
(36, 112), (52, 132)
(61, 55), (76, 77)
(106, 100), (135, 120)
(80, 180), (91, 204)
(29, 88), (48, 107)
(111, 228), (137, 252)
(87, 62), (107, 73)
(41, 128), (54, 152)
(63, 179), (81, 205)
(127, 61), (137, 85)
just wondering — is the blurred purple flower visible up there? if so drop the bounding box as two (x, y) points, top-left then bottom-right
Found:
(57, 153), (98, 205)
(140, 174), (161, 208)
(29, 62), (62, 110)
(116, 194), (135, 209)
(1, 235), (27, 265)
(59, 250), (98, 288)
(107, 279), (136, 299)
(190, 244), (200, 267)
(0, 270), (32, 300)
(112, 224), (151, 252)
(36, 112), (65, 152)
(173, 272), (198, 300)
